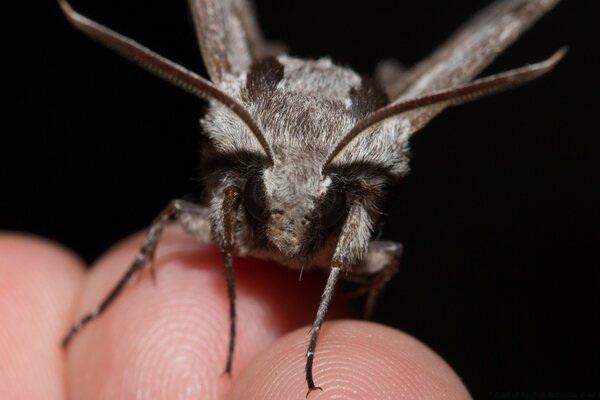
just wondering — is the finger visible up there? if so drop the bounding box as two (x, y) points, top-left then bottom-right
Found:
(0, 233), (85, 399)
(65, 226), (351, 399)
(228, 320), (472, 399)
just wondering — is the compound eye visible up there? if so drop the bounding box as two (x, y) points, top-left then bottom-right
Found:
(320, 188), (347, 229)
(244, 176), (267, 222)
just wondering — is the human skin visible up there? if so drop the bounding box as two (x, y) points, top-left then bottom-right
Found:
(0, 228), (472, 399)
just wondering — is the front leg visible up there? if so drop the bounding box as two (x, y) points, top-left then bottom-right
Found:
(305, 202), (374, 394)
(344, 240), (403, 319)
(219, 187), (242, 374)
(62, 199), (210, 346)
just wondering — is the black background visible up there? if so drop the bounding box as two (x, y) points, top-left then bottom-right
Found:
(4, 0), (598, 397)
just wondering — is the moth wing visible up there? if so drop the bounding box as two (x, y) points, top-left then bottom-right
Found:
(375, 60), (409, 99)
(391, 0), (561, 136)
(187, 0), (284, 83)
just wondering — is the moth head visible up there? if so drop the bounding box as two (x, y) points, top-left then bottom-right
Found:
(204, 49), (564, 263)
(211, 57), (396, 259)
(241, 161), (347, 257)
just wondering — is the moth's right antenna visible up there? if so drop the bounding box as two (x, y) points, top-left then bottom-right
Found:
(57, 0), (274, 164)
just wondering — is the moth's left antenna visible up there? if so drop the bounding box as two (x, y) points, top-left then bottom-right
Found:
(323, 48), (567, 170)
(57, 0), (274, 164)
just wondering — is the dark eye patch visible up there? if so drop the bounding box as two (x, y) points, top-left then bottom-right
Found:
(319, 187), (347, 230)
(244, 175), (268, 223)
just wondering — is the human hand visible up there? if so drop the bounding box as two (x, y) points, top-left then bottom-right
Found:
(0, 228), (471, 399)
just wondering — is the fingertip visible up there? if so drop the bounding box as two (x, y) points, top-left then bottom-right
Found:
(228, 320), (472, 400)
(65, 227), (232, 398)
(65, 226), (351, 399)
(0, 232), (85, 278)
(0, 233), (85, 399)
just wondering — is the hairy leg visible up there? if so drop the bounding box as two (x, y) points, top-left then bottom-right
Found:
(344, 240), (402, 319)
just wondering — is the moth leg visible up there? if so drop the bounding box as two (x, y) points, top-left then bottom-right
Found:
(344, 240), (403, 319)
(306, 262), (342, 395)
(220, 187), (241, 375)
(174, 199), (212, 243)
(62, 199), (210, 347)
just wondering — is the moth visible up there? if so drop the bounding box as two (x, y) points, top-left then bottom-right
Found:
(59, 0), (564, 394)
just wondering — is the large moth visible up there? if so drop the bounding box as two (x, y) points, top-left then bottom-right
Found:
(58, 0), (564, 393)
